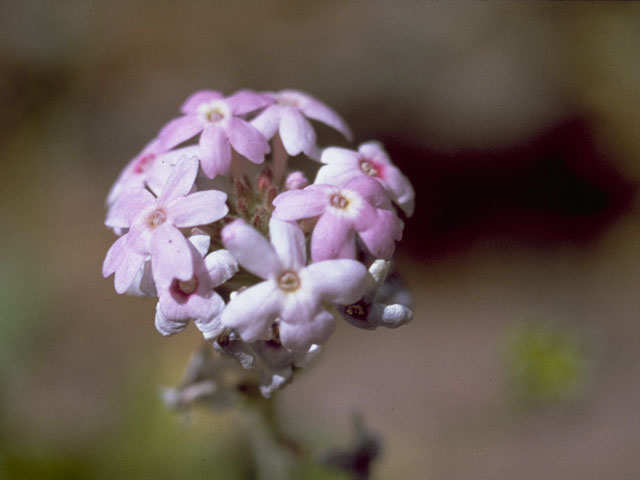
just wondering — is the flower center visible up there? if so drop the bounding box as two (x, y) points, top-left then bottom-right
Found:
(359, 159), (379, 177)
(146, 208), (167, 228)
(178, 277), (198, 295)
(329, 193), (349, 209)
(198, 100), (230, 124)
(277, 95), (300, 108)
(277, 270), (300, 292)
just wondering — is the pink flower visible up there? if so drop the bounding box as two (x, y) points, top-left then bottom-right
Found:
(220, 218), (368, 351)
(155, 231), (238, 340)
(102, 156), (228, 293)
(251, 89), (352, 158)
(157, 89), (273, 178)
(272, 176), (403, 261)
(315, 142), (415, 217)
(106, 141), (199, 212)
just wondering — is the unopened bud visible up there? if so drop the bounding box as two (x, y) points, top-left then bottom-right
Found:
(284, 171), (309, 190)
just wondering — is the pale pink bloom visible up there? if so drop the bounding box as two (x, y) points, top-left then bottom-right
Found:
(155, 232), (238, 339)
(102, 156), (228, 293)
(220, 218), (368, 351)
(106, 142), (199, 220)
(315, 141), (415, 217)
(251, 89), (352, 158)
(157, 89), (272, 178)
(272, 176), (403, 262)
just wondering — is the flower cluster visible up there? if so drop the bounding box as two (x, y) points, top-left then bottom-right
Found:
(103, 88), (415, 397)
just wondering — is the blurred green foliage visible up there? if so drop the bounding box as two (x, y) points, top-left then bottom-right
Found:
(502, 321), (591, 406)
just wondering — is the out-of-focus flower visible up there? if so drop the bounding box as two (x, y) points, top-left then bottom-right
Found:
(339, 259), (413, 330)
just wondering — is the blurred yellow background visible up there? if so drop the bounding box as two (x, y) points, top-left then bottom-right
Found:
(2, 2), (640, 478)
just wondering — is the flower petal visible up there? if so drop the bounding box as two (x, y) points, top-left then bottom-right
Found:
(221, 219), (280, 279)
(272, 189), (326, 221)
(194, 301), (225, 339)
(204, 249), (239, 286)
(358, 209), (403, 260)
(158, 156), (199, 204)
(168, 190), (228, 227)
(180, 90), (223, 114)
(150, 224), (193, 289)
(310, 214), (355, 261)
(114, 246), (147, 294)
(279, 310), (336, 352)
(105, 188), (155, 230)
(227, 89), (273, 115)
(155, 302), (188, 337)
(303, 259), (368, 305)
(300, 96), (352, 141)
(345, 176), (390, 209)
(199, 124), (231, 178)
(269, 217), (306, 270)
(221, 281), (282, 342)
(226, 117), (269, 164)
(103, 235), (128, 277)
(158, 115), (203, 150)
(250, 105), (281, 140)
(279, 106), (316, 156)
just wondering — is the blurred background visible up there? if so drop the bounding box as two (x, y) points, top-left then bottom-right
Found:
(2, 1), (640, 478)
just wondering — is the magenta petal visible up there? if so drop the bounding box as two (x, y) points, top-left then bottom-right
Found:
(158, 156), (199, 203)
(269, 217), (306, 270)
(150, 224), (193, 289)
(300, 97), (352, 141)
(279, 310), (336, 352)
(226, 118), (269, 164)
(304, 259), (368, 305)
(221, 219), (281, 280)
(272, 189), (326, 221)
(221, 281), (281, 342)
(383, 168), (416, 217)
(114, 246), (146, 294)
(158, 115), (203, 150)
(180, 90), (223, 114)
(200, 124), (231, 178)
(358, 209), (403, 260)
(279, 107), (316, 156)
(168, 190), (228, 227)
(227, 89), (274, 115)
(310, 214), (355, 261)
(125, 223), (154, 254)
(250, 105), (281, 139)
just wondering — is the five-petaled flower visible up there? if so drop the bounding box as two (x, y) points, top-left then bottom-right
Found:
(220, 217), (369, 351)
(316, 142), (415, 217)
(103, 156), (228, 293)
(158, 89), (273, 178)
(272, 176), (403, 261)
